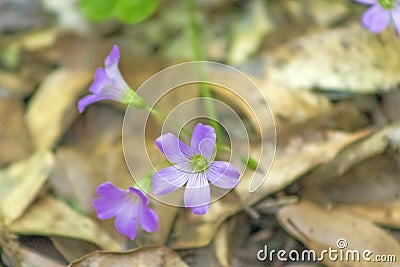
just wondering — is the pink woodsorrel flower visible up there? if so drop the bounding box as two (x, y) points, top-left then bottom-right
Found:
(152, 123), (240, 215)
(92, 182), (158, 240)
(78, 45), (145, 112)
(356, 0), (400, 35)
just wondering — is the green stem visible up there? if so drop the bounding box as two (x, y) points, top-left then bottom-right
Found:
(188, 0), (222, 145)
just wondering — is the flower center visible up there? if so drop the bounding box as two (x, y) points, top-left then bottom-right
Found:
(190, 154), (209, 172)
(378, 0), (395, 9)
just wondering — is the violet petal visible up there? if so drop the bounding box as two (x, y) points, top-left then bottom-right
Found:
(152, 165), (190, 195)
(139, 207), (159, 232)
(362, 4), (391, 32)
(355, 0), (376, 4)
(78, 94), (106, 113)
(105, 45), (120, 67)
(89, 68), (111, 94)
(92, 197), (123, 220)
(184, 173), (210, 215)
(191, 123), (216, 159)
(207, 161), (240, 189)
(392, 6), (400, 35)
(114, 206), (139, 240)
(155, 133), (193, 164)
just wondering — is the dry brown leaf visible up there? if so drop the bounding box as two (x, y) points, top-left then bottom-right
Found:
(0, 98), (32, 166)
(299, 125), (400, 229)
(214, 222), (230, 267)
(301, 125), (395, 186)
(49, 147), (103, 214)
(277, 201), (400, 267)
(263, 83), (332, 126)
(51, 237), (99, 263)
(2, 245), (65, 267)
(25, 68), (92, 150)
(263, 23), (400, 92)
(237, 128), (368, 206)
(69, 246), (188, 267)
(9, 196), (121, 251)
(338, 202), (400, 230)
(303, 154), (400, 205)
(0, 150), (53, 225)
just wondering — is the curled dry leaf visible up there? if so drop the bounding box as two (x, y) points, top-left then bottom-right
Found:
(301, 124), (400, 229)
(277, 201), (400, 267)
(9, 196), (121, 251)
(263, 23), (400, 92)
(69, 246), (188, 267)
(301, 125), (396, 186)
(25, 68), (92, 150)
(0, 150), (53, 225)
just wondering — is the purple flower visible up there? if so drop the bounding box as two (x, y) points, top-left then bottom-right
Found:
(356, 0), (400, 35)
(92, 182), (158, 240)
(152, 123), (240, 215)
(78, 45), (145, 113)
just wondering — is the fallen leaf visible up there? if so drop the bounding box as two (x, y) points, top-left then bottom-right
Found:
(277, 201), (400, 267)
(51, 237), (99, 263)
(237, 128), (368, 206)
(301, 125), (398, 200)
(338, 202), (400, 230)
(0, 98), (32, 166)
(2, 245), (65, 267)
(49, 147), (103, 214)
(25, 68), (92, 150)
(9, 196), (121, 251)
(299, 124), (400, 229)
(263, 23), (400, 92)
(0, 150), (53, 225)
(69, 246), (188, 267)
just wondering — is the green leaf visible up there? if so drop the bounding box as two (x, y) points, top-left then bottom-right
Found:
(241, 156), (258, 171)
(79, 0), (116, 22)
(79, 0), (159, 24)
(114, 0), (159, 24)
